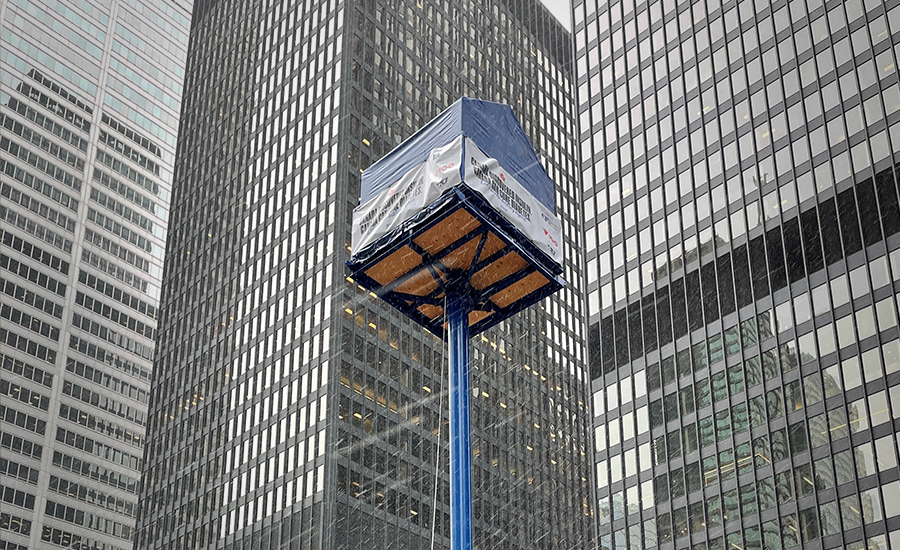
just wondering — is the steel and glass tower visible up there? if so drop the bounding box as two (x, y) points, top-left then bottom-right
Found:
(574, 0), (900, 548)
(136, 0), (593, 549)
(0, 0), (190, 548)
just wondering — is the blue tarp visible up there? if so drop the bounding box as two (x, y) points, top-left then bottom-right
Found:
(359, 97), (556, 211)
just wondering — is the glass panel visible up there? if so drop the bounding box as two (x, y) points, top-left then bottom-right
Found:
(881, 340), (900, 374)
(817, 324), (836, 356)
(856, 306), (877, 340)
(677, 349), (693, 379)
(790, 421), (809, 454)
(794, 293), (812, 325)
(836, 314), (855, 348)
(876, 297), (897, 331)
(883, 482), (900, 517)
(741, 317), (758, 348)
(719, 448), (735, 481)
(715, 410), (731, 440)
(750, 395), (767, 428)
(695, 379), (711, 409)
(819, 501), (840, 536)
(699, 416), (715, 448)
(841, 495), (862, 530)
(860, 488), (882, 524)
(780, 341), (799, 372)
(803, 372), (823, 405)
(728, 364), (745, 396)
(869, 391), (889, 426)
(670, 468), (685, 499)
(668, 430), (682, 458)
(612, 491), (626, 520)
(829, 407), (851, 440)
(762, 349), (779, 380)
(724, 326), (740, 356)
(648, 363), (662, 392)
(683, 423), (698, 455)
(708, 334), (724, 364)
(785, 380), (803, 412)
(736, 442), (752, 476)
(771, 429), (788, 462)
(766, 389), (784, 419)
(733, 403), (749, 434)
(689, 344), (707, 376)
(776, 470), (795, 502)
(665, 393), (679, 424)
(740, 482), (758, 516)
(822, 364), (842, 398)
(780, 513), (800, 547)
(874, 435), (898, 472)
(842, 356), (862, 390)
(753, 434), (772, 469)
(834, 450), (855, 485)
(722, 489), (739, 524)
(799, 508), (819, 543)
(871, 256), (890, 289)
(685, 462), (701, 494)
(776, 301), (793, 333)
(831, 275), (850, 307)
(849, 265), (869, 299)
(762, 519), (781, 550)
(814, 456), (834, 489)
(712, 371), (728, 402)
(812, 284), (831, 317)
(707, 495), (722, 528)
(679, 387), (695, 415)
(809, 413), (829, 448)
(745, 357), (762, 388)
(703, 455), (718, 487)
(662, 355), (677, 386)
(758, 477), (776, 511)
(798, 331), (817, 363)
(848, 398), (868, 434)
(757, 310), (775, 340)
(794, 463), (814, 498)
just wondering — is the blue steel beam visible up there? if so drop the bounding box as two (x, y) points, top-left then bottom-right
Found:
(446, 290), (473, 550)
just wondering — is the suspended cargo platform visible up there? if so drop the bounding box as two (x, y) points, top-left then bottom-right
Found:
(347, 97), (565, 337)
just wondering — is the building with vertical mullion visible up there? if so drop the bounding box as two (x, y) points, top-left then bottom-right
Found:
(573, 0), (900, 548)
(0, 0), (191, 548)
(135, 0), (594, 548)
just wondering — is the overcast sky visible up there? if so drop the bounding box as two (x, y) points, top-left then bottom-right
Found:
(541, 0), (572, 31)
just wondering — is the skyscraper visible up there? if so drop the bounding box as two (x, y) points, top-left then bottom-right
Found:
(0, 0), (190, 549)
(574, 0), (900, 548)
(136, 0), (592, 549)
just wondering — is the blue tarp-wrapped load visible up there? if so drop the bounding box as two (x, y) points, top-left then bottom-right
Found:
(347, 98), (565, 336)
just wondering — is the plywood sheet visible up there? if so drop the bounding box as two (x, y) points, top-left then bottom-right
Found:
(441, 235), (482, 271)
(418, 303), (443, 321)
(394, 267), (441, 296)
(478, 233), (507, 262)
(470, 252), (528, 290)
(490, 271), (550, 309)
(366, 246), (421, 286)
(413, 209), (481, 255)
(468, 310), (493, 326)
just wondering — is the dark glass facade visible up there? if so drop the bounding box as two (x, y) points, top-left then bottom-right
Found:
(0, 1), (190, 549)
(136, 0), (593, 549)
(574, 0), (900, 548)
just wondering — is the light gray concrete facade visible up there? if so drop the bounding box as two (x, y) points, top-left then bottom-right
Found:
(0, 0), (190, 547)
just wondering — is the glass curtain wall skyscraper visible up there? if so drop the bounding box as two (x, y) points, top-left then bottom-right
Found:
(574, 0), (900, 548)
(136, 0), (593, 549)
(0, 0), (190, 549)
